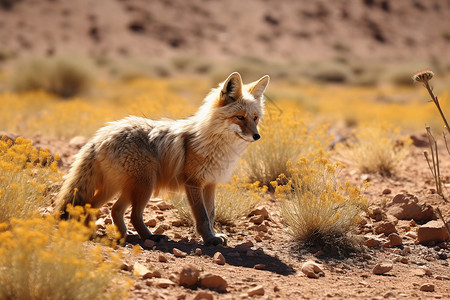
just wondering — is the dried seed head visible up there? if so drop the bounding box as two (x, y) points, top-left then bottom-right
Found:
(412, 68), (434, 83)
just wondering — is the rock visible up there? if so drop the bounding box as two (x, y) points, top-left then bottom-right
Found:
(156, 201), (173, 210)
(153, 225), (165, 235)
(383, 291), (395, 298)
(365, 236), (380, 247)
(144, 270), (161, 279)
(420, 283), (435, 292)
(145, 218), (157, 227)
(254, 264), (265, 270)
(235, 243), (251, 253)
(394, 256), (408, 264)
(249, 207), (269, 219)
(412, 267), (432, 277)
(120, 262), (131, 271)
(386, 194), (434, 221)
(133, 262), (151, 278)
(144, 239), (156, 248)
(421, 267), (433, 276)
(179, 264), (200, 287)
(410, 134), (429, 147)
(250, 214), (265, 224)
(383, 233), (402, 247)
(199, 273), (228, 292)
(95, 218), (106, 230)
(213, 252), (226, 265)
(372, 262), (393, 275)
(374, 221), (397, 235)
(248, 285), (265, 296)
(418, 220), (450, 244)
(412, 268), (427, 277)
(368, 206), (386, 222)
(171, 220), (184, 227)
(158, 253), (168, 262)
(193, 291), (214, 300)
(405, 231), (418, 239)
(301, 260), (325, 278)
(195, 248), (202, 255)
(173, 248), (187, 258)
(382, 188), (392, 195)
(153, 278), (175, 288)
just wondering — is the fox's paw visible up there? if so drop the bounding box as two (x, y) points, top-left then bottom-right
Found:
(204, 234), (227, 246)
(148, 234), (168, 243)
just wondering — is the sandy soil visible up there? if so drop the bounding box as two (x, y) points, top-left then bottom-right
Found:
(15, 132), (448, 300)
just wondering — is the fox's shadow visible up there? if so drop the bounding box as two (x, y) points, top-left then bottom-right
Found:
(126, 235), (295, 276)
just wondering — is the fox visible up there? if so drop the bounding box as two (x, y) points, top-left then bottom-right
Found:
(56, 72), (269, 246)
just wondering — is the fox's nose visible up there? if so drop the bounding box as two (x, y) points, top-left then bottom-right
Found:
(253, 133), (260, 141)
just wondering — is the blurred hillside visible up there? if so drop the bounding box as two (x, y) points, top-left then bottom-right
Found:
(0, 0), (450, 64)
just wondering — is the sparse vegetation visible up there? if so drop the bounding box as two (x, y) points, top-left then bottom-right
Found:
(0, 136), (129, 300)
(339, 122), (411, 176)
(1, 59), (450, 298)
(0, 216), (130, 300)
(241, 109), (331, 186)
(273, 150), (368, 252)
(169, 176), (267, 226)
(11, 56), (93, 98)
(0, 136), (62, 223)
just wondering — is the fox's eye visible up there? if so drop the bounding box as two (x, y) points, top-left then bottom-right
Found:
(236, 115), (245, 121)
(254, 116), (258, 121)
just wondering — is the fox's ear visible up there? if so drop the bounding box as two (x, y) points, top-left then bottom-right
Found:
(219, 72), (243, 107)
(248, 75), (270, 101)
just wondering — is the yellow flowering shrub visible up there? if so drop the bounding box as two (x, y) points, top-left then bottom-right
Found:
(0, 136), (62, 223)
(274, 150), (368, 250)
(169, 176), (268, 225)
(339, 122), (411, 176)
(241, 106), (332, 186)
(214, 176), (268, 224)
(0, 216), (130, 300)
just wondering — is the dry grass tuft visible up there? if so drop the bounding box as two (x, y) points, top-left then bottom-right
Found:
(339, 122), (411, 176)
(241, 109), (331, 186)
(0, 136), (62, 223)
(169, 176), (267, 226)
(274, 150), (368, 252)
(11, 55), (92, 98)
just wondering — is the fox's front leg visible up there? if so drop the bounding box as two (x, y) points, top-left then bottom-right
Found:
(185, 182), (225, 246)
(203, 183), (227, 246)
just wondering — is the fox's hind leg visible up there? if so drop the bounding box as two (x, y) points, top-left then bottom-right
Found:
(125, 177), (166, 242)
(111, 196), (131, 240)
(83, 183), (116, 228)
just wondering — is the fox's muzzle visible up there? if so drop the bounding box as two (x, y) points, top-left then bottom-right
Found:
(253, 133), (260, 141)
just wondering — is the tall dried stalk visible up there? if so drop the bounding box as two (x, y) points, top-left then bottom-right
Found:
(436, 207), (450, 241)
(413, 69), (448, 202)
(424, 127), (446, 200)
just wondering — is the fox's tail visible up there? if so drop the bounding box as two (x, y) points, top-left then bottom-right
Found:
(56, 143), (99, 219)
